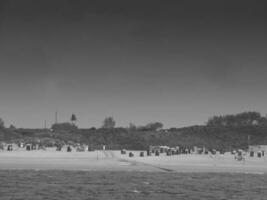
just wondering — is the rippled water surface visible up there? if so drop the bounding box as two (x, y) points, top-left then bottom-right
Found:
(0, 170), (266, 200)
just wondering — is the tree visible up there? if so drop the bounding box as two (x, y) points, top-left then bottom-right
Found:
(89, 127), (97, 131)
(128, 122), (136, 131)
(102, 117), (116, 129)
(145, 122), (163, 131)
(9, 124), (16, 130)
(71, 114), (77, 125)
(0, 118), (4, 129)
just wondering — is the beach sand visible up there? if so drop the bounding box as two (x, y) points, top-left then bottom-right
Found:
(0, 150), (266, 173)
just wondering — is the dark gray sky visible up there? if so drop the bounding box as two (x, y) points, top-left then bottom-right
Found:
(0, 0), (267, 128)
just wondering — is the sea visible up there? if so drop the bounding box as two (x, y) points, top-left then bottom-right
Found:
(0, 170), (266, 200)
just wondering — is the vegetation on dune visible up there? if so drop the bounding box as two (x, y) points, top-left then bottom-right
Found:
(70, 114), (77, 125)
(1, 112), (267, 151)
(0, 118), (4, 129)
(51, 122), (78, 133)
(206, 111), (267, 127)
(102, 116), (116, 129)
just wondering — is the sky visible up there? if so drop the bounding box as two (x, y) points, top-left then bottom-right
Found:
(0, 0), (267, 128)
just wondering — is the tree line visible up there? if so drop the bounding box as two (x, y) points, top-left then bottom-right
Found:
(206, 111), (267, 127)
(1, 111), (267, 151)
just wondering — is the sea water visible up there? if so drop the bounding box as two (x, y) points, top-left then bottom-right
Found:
(0, 170), (266, 200)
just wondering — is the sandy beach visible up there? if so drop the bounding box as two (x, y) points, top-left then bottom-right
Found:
(0, 150), (266, 174)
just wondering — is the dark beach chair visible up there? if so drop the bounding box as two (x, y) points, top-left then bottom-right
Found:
(26, 145), (31, 151)
(7, 145), (13, 151)
(67, 146), (72, 152)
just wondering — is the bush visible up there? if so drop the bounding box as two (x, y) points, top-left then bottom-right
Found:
(51, 123), (78, 133)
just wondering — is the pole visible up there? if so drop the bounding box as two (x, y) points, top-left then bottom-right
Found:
(55, 111), (58, 124)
